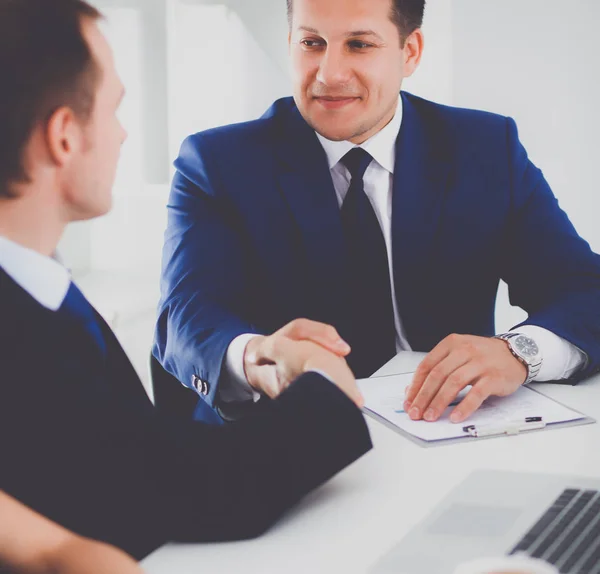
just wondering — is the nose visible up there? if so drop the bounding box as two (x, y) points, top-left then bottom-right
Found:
(121, 125), (128, 144)
(316, 45), (352, 87)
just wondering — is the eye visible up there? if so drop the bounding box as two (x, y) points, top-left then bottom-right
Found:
(300, 38), (325, 49)
(348, 40), (373, 50)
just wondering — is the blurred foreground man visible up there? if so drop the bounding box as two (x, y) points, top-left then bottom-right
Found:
(0, 0), (371, 561)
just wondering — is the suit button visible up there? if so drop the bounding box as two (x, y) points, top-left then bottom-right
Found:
(191, 374), (201, 392)
(202, 381), (210, 396)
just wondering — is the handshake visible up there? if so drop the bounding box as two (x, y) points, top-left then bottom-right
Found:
(242, 319), (364, 409)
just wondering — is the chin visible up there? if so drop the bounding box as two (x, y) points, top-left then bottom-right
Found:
(310, 120), (358, 142)
(72, 199), (113, 222)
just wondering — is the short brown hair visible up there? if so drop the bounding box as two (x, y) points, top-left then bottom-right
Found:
(286, 0), (426, 45)
(0, 0), (102, 198)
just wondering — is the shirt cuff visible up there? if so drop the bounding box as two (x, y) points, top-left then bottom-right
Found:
(453, 556), (558, 574)
(512, 325), (588, 381)
(218, 333), (261, 403)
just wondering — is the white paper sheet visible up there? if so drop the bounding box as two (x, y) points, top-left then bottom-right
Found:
(357, 372), (586, 442)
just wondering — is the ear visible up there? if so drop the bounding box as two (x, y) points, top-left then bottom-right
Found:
(45, 107), (84, 168)
(402, 28), (425, 78)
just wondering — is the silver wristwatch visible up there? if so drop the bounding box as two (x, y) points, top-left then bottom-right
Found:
(494, 332), (543, 385)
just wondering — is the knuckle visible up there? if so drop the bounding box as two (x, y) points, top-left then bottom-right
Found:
(446, 374), (465, 392)
(469, 384), (488, 402)
(429, 365), (446, 382)
(325, 324), (338, 338)
(447, 333), (460, 345)
(414, 363), (428, 378)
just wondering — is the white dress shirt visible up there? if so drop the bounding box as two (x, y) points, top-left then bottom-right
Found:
(220, 98), (586, 402)
(0, 236), (70, 310)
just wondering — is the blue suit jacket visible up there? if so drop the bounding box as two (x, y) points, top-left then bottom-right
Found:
(155, 92), (600, 422)
(0, 269), (371, 559)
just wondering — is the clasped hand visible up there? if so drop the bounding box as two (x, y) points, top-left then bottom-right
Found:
(243, 319), (364, 408)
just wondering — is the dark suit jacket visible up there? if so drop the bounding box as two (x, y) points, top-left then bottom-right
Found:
(154, 91), (600, 423)
(0, 269), (371, 560)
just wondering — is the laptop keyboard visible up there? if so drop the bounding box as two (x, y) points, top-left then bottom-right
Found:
(510, 488), (600, 573)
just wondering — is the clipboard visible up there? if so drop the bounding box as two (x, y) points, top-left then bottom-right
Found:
(359, 372), (596, 449)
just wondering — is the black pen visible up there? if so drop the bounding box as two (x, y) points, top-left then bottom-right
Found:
(463, 417), (543, 433)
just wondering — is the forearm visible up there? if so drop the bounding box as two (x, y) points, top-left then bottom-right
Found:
(167, 373), (372, 542)
(0, 491), (72, 573)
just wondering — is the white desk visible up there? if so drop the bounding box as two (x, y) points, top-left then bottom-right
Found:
(141, 352), (600, 574)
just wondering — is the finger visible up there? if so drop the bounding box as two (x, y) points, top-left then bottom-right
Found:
(337, 378), (365, 409)
(248, 334), (277, 366)
(280, 319), (350, 355)
(354, 389), (365, 409)
(449, 379), (492, 423)
(407, 351), (470, 420)
(405, 334), (459, 406)
(259, 365), (285, 399)
(423, 362), (483, 422)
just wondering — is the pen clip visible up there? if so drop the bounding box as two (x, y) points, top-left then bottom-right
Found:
(463, 420), (546, 438)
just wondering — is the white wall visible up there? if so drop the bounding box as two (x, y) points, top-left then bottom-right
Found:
(403, 0), (454, 104)
(451, 0), (600, 330)
(453, 0), (600, 254)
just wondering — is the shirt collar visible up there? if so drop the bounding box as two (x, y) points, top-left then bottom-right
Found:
(0, 235), (70, 311)
(316, 96), (403, 174)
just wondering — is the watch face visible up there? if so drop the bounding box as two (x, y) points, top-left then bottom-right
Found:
(514, 335), (539, 357)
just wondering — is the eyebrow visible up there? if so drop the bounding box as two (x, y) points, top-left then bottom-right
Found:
(345, 29), (384, 41)
(297, 26), (384, 42)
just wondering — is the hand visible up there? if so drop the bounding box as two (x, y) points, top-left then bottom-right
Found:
(404, 334), (527, 423)
(244, 319), (350, 398)
(51, 538), (142, 573)
(245, 329), (363, 408)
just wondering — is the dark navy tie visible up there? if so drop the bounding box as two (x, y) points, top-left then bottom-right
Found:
(340, 148), (396, 377)
(60, 282), (107, 357)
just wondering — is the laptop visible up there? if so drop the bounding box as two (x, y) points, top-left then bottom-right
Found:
(372, 470), (600, 574)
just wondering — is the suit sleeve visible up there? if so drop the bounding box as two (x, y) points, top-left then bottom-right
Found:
(0, 366), (372, 560)
(153, 134), (264, 414)
(501, 117), (600, 381)
(153, 373), (372, 544)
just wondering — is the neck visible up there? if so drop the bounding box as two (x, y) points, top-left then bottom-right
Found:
(0, 185), (66, 257)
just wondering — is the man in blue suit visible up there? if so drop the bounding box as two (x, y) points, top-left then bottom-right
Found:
(155, 0), (600, 425)
(0, 0), (371, 561)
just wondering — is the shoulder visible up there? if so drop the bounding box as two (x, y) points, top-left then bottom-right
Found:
(402, 92), (520, 168)
(172, 98), (295, 195)
(176, 97), (294, 166)
(403, 92), (511, 136)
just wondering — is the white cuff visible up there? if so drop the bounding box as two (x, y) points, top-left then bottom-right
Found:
(453, 556), (558, 574)
(218, 334), (261, 403)
(513, 326), (588, 381)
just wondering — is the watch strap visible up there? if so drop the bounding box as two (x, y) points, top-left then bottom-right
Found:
(494, 332), (542, 384)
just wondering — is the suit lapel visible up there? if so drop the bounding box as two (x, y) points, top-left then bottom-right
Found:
(274, 104), (351, 324)
(392, 93), (453, 349)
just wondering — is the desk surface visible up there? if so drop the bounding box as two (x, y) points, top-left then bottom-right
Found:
(141, 352), (600, 574)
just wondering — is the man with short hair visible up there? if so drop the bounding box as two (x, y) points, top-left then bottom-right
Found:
(155, 0), (600, 424)
(0, 0), (371, 560)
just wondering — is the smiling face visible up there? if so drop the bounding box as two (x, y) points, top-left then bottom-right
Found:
(289, 0), (423, 144)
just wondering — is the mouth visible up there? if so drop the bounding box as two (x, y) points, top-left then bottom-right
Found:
(313, 96), (360, 110)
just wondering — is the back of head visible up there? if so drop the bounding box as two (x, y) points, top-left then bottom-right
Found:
(0, 0), (101, 199)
